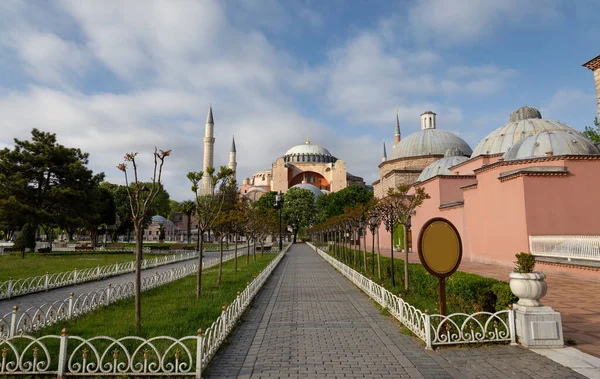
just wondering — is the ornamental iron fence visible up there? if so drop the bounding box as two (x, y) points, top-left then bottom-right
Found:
(529, 235), (600, 261)
(0, 244), (253, 300)
(0, 249), (257, 339)
(308, 243), (516, 349)
(0, 245), (289, 378)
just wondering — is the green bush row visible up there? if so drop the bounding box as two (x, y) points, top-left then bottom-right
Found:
(326, 244), (517, 314)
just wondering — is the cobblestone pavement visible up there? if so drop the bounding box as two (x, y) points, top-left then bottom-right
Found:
(205, 244), (584, 379)
(0, 250), (232, 315)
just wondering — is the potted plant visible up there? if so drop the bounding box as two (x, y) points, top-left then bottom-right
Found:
(509, 252), (547, 306)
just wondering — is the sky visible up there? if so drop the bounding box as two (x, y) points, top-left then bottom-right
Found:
(1, 0), (599, 201)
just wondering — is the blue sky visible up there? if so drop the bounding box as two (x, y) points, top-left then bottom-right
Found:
(1, 0), (598, 201)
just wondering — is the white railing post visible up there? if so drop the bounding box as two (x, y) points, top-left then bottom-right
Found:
(9, 305), (17, 338)
(106, 284), (112, 304)
(7, 277), (13, 299)
(56, 328), (68, 379)
(68, 293), (74, 318)
(424, 311), (432, 350)
(73, 268), (78, 283)
(44, 272), (49, 291)
(96, 265), (100, 278)
(508, 305), (517, 345)
(398, 293), (404, 322)
(195, 329), (204, 378)
(222, 305), (228, 335)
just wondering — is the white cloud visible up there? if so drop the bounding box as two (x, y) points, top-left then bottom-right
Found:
(408, 0), (560, 46)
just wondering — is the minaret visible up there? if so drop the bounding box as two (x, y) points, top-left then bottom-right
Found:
(394, 109), (401, 145)
(382, 141), (387, 162)
(229, 135), (237, 181)
(201, 105), (215, 195)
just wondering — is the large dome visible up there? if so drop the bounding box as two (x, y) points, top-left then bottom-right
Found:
(283, 139), (336, 163)
(503, 131), (600, 161)
(389, 129), (472, 160)
(290, 183), (323, 198)
(416, 148), (470, 182)
(471, 106), (580, 158)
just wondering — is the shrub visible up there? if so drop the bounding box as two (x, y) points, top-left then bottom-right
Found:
(38, 247), (52, 254)
(514, 252), (535, 273)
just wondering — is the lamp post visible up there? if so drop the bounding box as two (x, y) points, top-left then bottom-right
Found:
(274, 191), (283, 250)
(358, 217), (365, 271)
(368, 212), (378, 277)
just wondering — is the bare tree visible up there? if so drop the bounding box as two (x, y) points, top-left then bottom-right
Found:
(117, 148), (171, 329)
(187, 166), (233, 298)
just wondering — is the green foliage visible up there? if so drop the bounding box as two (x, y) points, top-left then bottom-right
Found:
(393, 224), (404, 250)
(282, 187), (315, 243)
(314, 185), (372, 222)
(514, 252), (536, 273)
(255, 191), (278, 212)
(13, 223), (35, 253)
(0, 129), (105, 239)
(158, 224), (165, 242)
(581, 117), (600, 148)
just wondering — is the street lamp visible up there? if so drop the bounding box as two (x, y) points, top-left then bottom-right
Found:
(274, 191), (283, 250)
(368, 212), (378, 277)
(358, 217), (365, 270)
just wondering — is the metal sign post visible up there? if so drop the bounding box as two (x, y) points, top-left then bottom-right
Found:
(417, 218), (462, 316)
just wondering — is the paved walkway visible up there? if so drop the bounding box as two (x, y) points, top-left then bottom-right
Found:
(386, 249), (600, 359)
(205, 244), (583, 379)
(0, 250), (228, 315)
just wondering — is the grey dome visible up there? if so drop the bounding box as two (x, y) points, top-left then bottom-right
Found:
(472, 107), (580, 158)
(290, 183), (323, 198)
(416, 154), (470, 183)
(152, 215), (168, 223)
(503, 131), (600, 161)
(510, 106), (542, 122)
(284, 141), (336, 163)
(389, 129), (472, 160)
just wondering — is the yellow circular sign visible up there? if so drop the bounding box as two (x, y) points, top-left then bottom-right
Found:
(418, 218), (462, 277)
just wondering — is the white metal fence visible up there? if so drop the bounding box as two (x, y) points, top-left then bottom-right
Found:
(0, 245), (253, 300)
(0, 249), (262, 339)
(0, 251), (198, 300)
(529, 235), (600, 261)
(307, 243), (516, 349)
(0, 245), (288, 378)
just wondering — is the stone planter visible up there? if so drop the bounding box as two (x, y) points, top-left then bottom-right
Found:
(509, 272), (547, 306)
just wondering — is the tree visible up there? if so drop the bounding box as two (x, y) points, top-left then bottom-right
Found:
(255, 191), (277, 211)
(100, 182), (134, 243)
(315, 185), (372, 221)
(582, 117), (600, 148)
(0, 129), (103, 252)
(282, 187), (315, 243)
(187, 166), (234, 298)
(117, 148), (171, 329)
(84, 186), (116, 249)
(178, 200), (196, 244)
(395, 184), (430, 292)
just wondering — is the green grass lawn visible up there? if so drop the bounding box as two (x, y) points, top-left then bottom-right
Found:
(0, 251), (168, 281)
(36, 253), (277, 339)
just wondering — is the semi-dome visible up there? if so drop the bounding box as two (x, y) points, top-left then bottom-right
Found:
(471, 106), (580, 158)
(283, 138), (336, 163)
(389, 129), (472, 160)
(503, 131), (600, 161)
(152, 215), (168, 223)
(416, 148), (470, 183)
(290, 183), (323, 198)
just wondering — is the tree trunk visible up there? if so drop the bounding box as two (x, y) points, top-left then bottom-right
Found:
(246, 239), (250, 265)
(217, 238), (223, 285)
(353, 230), (357, 269)
(260, 239), (264, 256)
(363, 230), (367, 273)
(403, 223), (409, 292)
(390, 223), (395, 287)
(186, 216), (191, 244)
(293, 230), (297, 243)
(252, 238), (256, 261)
(196, 231), (204, 298)
(134, 223), (143, 330)
(376, 228), (381, 280)
(234, 233), (238, 272)
(68, 229), (75, 242)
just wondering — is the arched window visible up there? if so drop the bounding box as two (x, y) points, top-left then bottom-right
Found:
(429, 117), (432, 128)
